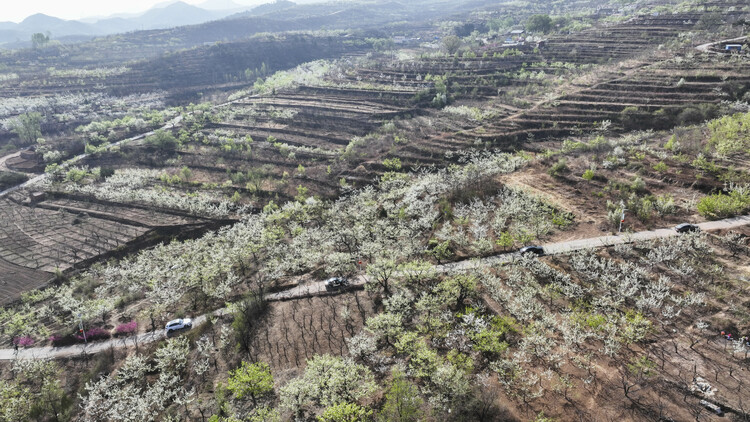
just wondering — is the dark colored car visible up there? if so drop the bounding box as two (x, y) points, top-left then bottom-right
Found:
(674, 223), (700, 233)
(519, 245), (545, 256)
(324, 277), (349, 291)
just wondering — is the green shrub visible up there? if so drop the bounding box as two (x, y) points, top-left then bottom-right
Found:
(652, 161), (668, 173)
(495, 231), (514, 250)
(561, 139), (588, 153)
(526, 14), (552, 33)
(697, 191), (750, 219)
(582, 169), (594, 181)
(630, 176), (646, 192)
(691, 154), (720, 174)
(469, 315), (515, 357)
(9, 112), (42, 145)
(664, 135), (676, 151)
(65, 168), (88, 183)
(318, 403), (373, 422)
(227, 361), (274, 405)
(382, 157), (402, 171)
(145, 130), (177, 150)
(707, 111), (750, 156)
(620, 106), (641, 131)
(0, 171), (29, 190)
(99, 167), (115, 179)
(548, 158), (567, 177)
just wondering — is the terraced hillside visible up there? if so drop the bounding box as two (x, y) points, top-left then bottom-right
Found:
(0, 190), (229, 304)
(466, 56), (748, 145)
(0, 34), (371, 155)
(0, 1), (749, 420)
(59, 11), (747, 205)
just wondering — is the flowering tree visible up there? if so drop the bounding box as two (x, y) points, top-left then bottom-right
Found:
(0, 380), (31, 421)
(318, 403), (373, 422)
(280, 355), (376, 419)
(378, 371), (423, 422)
(227, 361), (274, 407)
(9, 112), (43, 145)
(79, 339), (194, 422)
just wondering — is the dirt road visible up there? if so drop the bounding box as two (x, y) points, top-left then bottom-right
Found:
(265, 275), (368, 301)
(0, 149), (27, 173)
(696, 36), (747, 53)
(442, 215), (750, 271)
(1, 215), (748, 360)
(0, 310), (218, 361)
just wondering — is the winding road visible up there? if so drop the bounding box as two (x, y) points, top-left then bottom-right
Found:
(1, 214), (748, 360)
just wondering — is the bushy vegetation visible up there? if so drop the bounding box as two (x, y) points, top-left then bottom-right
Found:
(0, 171), (28, 190)
(8, 112), (42, 145)
(707, 111), (750, 156)
(697, 184), (750, 219)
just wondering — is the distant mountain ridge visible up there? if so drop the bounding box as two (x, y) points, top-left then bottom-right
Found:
(0, 0), (286, 46)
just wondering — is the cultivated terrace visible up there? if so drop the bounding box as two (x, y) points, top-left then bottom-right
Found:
(0, 0), (749, 421)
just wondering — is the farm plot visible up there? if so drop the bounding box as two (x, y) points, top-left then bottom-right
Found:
(0, 192), (225, 304)
(227, 89), (414, 144)
(541, 13), (704, 64)
(248, 292), (376, 371)
(0, 257), (52, 305)
(122, 82), (427, 201)
(37, 194), (208, 228)
(0, 198), (148, 273)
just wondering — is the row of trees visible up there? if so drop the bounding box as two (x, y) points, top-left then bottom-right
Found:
(209, 232), (721, 420)
(19, 225), (726, 421)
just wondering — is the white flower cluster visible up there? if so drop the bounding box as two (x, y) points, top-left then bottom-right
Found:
(443, 105), (496, 121)
(0, 91), (166, 127)
(79, 339), (194, 422)
(47, 66), (129, 79)
(0, 72), (19, 82)
(9, 151), (532, 334)
(61, 168), (236, 218)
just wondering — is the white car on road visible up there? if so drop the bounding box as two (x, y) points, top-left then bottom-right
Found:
(165, 318), (192, 334)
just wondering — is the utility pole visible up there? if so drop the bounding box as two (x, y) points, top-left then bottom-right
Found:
(618, 201), (628, 234)
(78, 313), (87, 344)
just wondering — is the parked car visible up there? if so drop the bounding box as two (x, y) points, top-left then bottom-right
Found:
(674, 223), (700, 233)
(519, 245), (545, 256)
(165, 318), (192, 333)
(324, 277), (349, 291)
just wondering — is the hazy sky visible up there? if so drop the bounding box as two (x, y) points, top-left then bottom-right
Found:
(2, 0), (261, 23)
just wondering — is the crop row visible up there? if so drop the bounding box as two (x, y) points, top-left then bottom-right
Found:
(0, 199), (148, 272)
(0, 257), (52, 305)
(40, 194), (206, 228)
